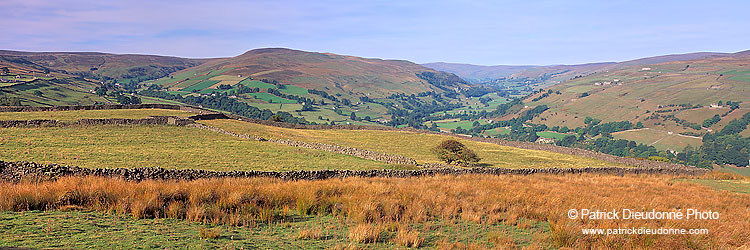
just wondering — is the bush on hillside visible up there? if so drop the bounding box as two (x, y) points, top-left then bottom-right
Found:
(432, 139), (481, 167)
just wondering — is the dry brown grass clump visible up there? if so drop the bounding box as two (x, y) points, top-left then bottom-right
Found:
(1, 173), (749, 249)
(392, 227), (424, 248)
(348, 223), (383, 243)
(297, 227), (324, 240)
(199, 227), (221, 239)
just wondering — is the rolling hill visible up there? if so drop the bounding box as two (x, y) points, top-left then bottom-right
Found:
(523, 51), (750, 151)
(155, 48), (470, 98)
(423, 52), (732, 88)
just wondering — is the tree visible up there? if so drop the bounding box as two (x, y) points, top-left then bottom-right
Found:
(269, 115), (284, 122)
(0, 67), (9, 75)
(432, 139), (481, 167)
(350, 112), (357, 121)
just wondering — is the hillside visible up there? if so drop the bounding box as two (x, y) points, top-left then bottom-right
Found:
(424, 52), (731, 91)
(421, 62), (535, 83)
(154, 48), (469, 97)
(523, 51), (750, 151)
(0, 50), (205, 82)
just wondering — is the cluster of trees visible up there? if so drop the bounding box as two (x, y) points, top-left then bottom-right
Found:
(578, 118), (642, 137)
(530, 89), (560, 102)
(0, 96), (21, 106)
(415, 71), (466, 91)
(308, 89), (340, 103)
(139, 89), (309, 124)
(267, 88), (315, 106)
(702, 115), (721, 128)
(94, 85), (141, 104)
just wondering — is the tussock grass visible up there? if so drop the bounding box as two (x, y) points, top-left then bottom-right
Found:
(347, 223), (383, 243)
(392, 227), (424, 248)
(200, 119), (627, 168)
(1, 174), (749, 249)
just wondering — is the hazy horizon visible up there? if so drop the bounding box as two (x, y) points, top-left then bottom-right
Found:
(2, 0), (749, 66)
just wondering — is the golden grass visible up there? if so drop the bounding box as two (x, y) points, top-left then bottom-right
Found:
(297, 227), (324, 240)
(0, 125), (396, 171)
(199, 119), (627, 168)
(1, 174), (748, 249)
(199, 227), (221, 239)
(348, 223), (383, 243)
(392, 227), (424, 248)
(0, 109), (193, 121)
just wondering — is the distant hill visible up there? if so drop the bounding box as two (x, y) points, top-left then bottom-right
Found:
(423, 52), (731, 89)
(420, 62), (535, 83)
(522, 51), (750, 150)
(159, 48), (469, 98)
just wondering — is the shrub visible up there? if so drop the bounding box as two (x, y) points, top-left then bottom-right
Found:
(432, 139), (481, 167)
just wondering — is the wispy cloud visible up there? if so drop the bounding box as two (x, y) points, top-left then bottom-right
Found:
(1, 0), (748, 64)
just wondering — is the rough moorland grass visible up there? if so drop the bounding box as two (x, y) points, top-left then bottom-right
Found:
(0, 210), (536, 249)
(0, 125), (398, 171)
(199, 119), (627, 168)
(1, 173), (748, 249)
(0, 109), (193, 121)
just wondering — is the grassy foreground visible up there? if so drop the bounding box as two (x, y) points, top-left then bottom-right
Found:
(200, 119), (627, 169)
(0, 125), (399, 171)
(1, 173), (749, 249)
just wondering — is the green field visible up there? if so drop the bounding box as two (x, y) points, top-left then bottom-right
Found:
(182, 80), (220, 92)
(238, 79), (276, 89)
(151, 71), (197, 86)
(0, 109), (193, 121)
(246, 93), (297, 104)
(536, 131), (568, 140)
(0, 125), (399, 171)
(278, 85), (309, 96)
(483, 127), (510, 137)
(429, 119), (485, 130)
(612, 128), (702, 152)
(200, 119), (628, 169)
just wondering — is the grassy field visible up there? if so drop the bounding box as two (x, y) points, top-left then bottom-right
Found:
(1, 173), (748, 249)
(535, 131), (569, 140)
(0, 109), (193, 121)
(612, 128), (702, 152)
(483, 127), (510, 137)
(182, 80), (220, 92)
(279, 85), (309, 96)
(0, 125), (399, 171)
(238, 79), (275, 89)
(200, 119), (628, 168)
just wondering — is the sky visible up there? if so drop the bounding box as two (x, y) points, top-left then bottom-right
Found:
(1, 0), (748, 65)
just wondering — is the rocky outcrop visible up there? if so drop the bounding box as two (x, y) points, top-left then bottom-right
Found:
(0, 160), (709, 183)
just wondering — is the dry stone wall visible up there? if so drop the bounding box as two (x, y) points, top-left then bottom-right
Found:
(0, 116), (195, 128)
(0, 104), (184, 112)
(0, 160), (708, 183)
(189, 123), (418, 165)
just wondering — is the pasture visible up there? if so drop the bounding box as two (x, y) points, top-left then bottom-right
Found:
(200, 119), (627, 168)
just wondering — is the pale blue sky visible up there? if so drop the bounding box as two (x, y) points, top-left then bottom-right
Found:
(1, 0), (748, 65)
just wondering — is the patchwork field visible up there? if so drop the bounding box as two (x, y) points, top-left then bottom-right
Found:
(200, 119), (628, 168)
